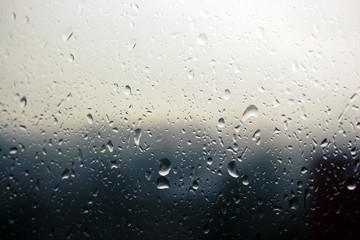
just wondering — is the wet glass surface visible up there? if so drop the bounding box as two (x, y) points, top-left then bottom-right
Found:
(1, 1), (360, 239)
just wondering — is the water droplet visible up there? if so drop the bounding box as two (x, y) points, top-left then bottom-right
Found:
(242, 175), (249, 185)
(20, 96), (27, 107)
(62, 27), (73, 41)
(159, 158), (172, 176)
(320, 138), (328, 148)
(61, 168), (70, 180)
(145, 171), (152, 181)
(289, 197), (299, 210)
(128, 38), (137, 50)
(242, 105), (258, 122)
(207, 157), (213, 165)
(223, 89), (231, 100)
(156, 177), (169, 189)
(9, 147), (18, 155)
(192, 180), (199, 190)
(68, 54), (74, 62)
(134, 128), (142, 146)
(86, 114), (93, 124)
(346, 177), (357, 190)
(196, 33), (208, 45)
(217, 118), (225, 128)
(106, 140), (114, 152)
(188, 69), (194, 79)
(227, 161), (239, 178)
(203, 225), (210, 234)
(124, 85), (132, 95)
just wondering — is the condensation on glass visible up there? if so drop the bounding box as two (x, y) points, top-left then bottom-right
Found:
(0, 0), (360, 239)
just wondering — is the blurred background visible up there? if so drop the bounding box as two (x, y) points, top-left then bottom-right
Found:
(1, 0), (360, 239)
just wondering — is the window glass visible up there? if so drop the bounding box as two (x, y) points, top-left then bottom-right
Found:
(1, 1), (360, 239)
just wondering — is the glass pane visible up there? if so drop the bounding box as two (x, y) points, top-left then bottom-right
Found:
(1, 1), (359, 239)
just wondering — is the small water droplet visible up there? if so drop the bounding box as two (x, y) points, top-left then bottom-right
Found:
(188, 69), (194, 79)
(223, 89), (231, 100)
(145, 171), (152, 181)
(289, 197), (299, 210)
(217, 118), (225, 128)
(128, 38), (137, 50)
(159, 158), (172, 176)
(61, 168), (70, 180)
(20, 96), (27, 107)
(207, 157), (213, 165)
(346, 177), (357, 190)
(196, 33), (208, 45)
(68, 54), (74, 62)
(242, 105), (258, 122)
(9, 147), (18, 155)
(134, 128), (142, 146)
(106, 140), (114, 152)
(242, 175), (249, 185)
(203, 225), (210, 234)
(192, 180), (199, 190)
(62, 27), (73, 42)
(124, 85), (132, 95)
(227, 161), (239, 178)
(156, 177), (169, 189)
(320, 138), (328, 148)
(86, 114), (93, 124)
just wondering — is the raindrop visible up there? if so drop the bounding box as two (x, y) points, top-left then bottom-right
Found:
(320, 138), (328, 148)
(203, 225), (210, 234)
(346, 177), (357, 190)
(62, 27), (73, 42)
(242, 175), (249, 185)
(156, 177), (169, 189)
(68, 54), (74, 62)
(134, 128), (142, 146)
(124, 85), (132, 95)
(159, 158), (172, 176)
(106, 140), (114, 152)
(20, 96), (27, 108)
(9, 147), (18, 155)
(86, 114), (93, 124)
(145, 171), (152, 181)
(242, 105), (258, 122)
(223, 89), (231, 100)
(192, 180), (199, 190)
(227, 161), (239, 178)
(289, 197), (299, 210)
(128, 38), (137, 50)
(61, 169), (70, 180)
(207, 157), (213, 165)
(217, 118), (225, 128)
(196, 33), (208, 45)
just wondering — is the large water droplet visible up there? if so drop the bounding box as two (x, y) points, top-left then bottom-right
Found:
(242, 105), (258, 122)
(159, 158), (172, 176)
(86, 114), (93, 124)
(156, 177), (169, 189)
(134, 128), (142, 146)
(227, 161), (239, 178)
(196, 33), (208, 45)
